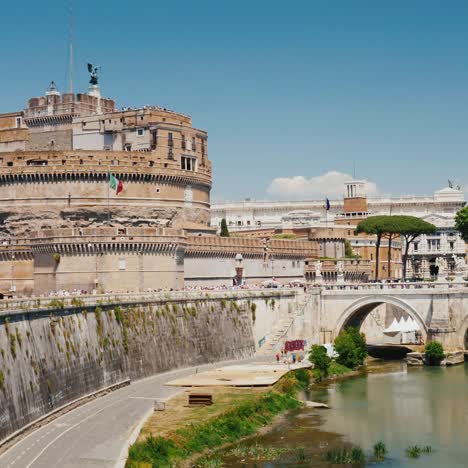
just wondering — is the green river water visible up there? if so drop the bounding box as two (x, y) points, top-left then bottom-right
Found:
(221, 361), (468, 467)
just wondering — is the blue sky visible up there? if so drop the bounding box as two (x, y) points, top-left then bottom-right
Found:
(1, 1), (467, 200)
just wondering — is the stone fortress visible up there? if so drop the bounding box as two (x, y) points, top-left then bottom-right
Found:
(0, 74), (316, 296)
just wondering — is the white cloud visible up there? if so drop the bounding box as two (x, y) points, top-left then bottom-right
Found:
(267, 171), (380, 200)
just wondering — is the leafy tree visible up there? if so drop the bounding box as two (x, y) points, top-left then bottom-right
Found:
(455, 206), (468, 243)
(425, 341), (445, 366)
(357, 215), (436, 281)
(309, 345), (331, 381)
(395, 216), (436, 280)
(334, 327), (367, 368)
(220, 218), (230, 237)
(356, 216), (391, 281)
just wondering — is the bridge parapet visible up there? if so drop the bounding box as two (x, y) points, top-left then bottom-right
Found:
(0, 288), (298, 317)
(320, 282), (468, 295)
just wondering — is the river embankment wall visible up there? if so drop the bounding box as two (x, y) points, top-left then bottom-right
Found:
(0, 289), (298, 442)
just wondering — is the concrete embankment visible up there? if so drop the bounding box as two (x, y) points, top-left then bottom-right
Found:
(0, 290), (298, 443)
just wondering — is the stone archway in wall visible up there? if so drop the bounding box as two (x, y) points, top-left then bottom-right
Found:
(333, 295), (428, 343)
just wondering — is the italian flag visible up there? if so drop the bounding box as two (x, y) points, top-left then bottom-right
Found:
(109, 172), (124, 195)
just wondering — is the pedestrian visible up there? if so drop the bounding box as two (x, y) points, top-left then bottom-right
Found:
(276, 353), (280, 364)
(292, 353), (296, 364)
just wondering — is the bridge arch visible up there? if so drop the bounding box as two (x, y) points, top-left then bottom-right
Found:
(333, 295), (428, 342)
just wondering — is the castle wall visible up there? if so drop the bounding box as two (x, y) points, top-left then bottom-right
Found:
(185, 256), (304, 286)
(0, 290), (296, 442)
(0, 259), (34, 296)
(33, 252), (184, 294)
(27, 128), (73, 151)
(0, 150), (212, 235)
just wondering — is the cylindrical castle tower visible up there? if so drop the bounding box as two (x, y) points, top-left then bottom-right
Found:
(0, 88), (212, 295)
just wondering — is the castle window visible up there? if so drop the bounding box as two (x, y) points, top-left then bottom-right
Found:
(149, 161), (154, 167)
(151, 130), (157, 150)
(15, 117), (22, 128)
(181, 134), (186, 150)
(137, 128), (144, 137)
(192, 137), (196, 151)
(181, 156), (197, 171)
(7, 162), (13, 167)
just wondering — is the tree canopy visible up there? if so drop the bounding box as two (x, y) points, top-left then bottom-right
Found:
(220, 218), (230, 237)
(455, 206), (468, 243)
(356, 215), (436, 281)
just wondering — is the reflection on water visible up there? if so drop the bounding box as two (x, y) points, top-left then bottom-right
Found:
(221, 362), (468, 467)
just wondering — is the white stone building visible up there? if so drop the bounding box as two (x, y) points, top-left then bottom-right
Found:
(211, 184), (467, 280)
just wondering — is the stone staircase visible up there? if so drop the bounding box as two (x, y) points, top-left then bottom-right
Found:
(256, 293), (308, 356)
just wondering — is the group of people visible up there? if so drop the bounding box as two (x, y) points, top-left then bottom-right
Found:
(275, 348), (305, 365)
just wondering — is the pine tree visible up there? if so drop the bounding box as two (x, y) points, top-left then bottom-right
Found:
(220, 218), (230, 237)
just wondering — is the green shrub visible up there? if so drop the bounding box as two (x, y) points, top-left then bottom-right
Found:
(425, 341), (445, 365)
(334, 327), (367, 369)
(0, 370), (4, 390)
(373, 441), (387, 461)
(127, 435), (179, 467)
(406, 445), (422, 458)
(309, 345), (331, 381)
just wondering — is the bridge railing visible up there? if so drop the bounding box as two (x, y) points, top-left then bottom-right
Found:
(0, 288), (299, 316)
(319, 281), (467, 292)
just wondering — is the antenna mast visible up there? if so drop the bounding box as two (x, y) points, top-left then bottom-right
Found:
(69, 0), (74, 94)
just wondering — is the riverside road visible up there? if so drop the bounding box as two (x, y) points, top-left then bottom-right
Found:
(0, 358), (262, 468)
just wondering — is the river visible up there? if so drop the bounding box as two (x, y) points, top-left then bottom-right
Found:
(220, 361), (468, 467)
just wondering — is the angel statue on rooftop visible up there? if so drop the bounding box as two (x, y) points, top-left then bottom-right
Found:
(87, 63), (100, 86)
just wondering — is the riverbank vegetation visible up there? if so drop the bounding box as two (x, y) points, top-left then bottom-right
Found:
(424, 341), (445, 365)
(125, 371), (310, 467)
(309, 327), (367, 382)
(334, 327), (368, 368)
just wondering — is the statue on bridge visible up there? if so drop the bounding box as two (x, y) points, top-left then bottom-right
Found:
(452, 255), (466, 273)
(452, 255), (467, 284)
(336, 260), (345, 284)
(336, 261), (344, 274)
(315, 260), (323, 276)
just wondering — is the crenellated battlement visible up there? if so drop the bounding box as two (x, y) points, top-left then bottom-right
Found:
(185, 236), (317, 259)
(29, 227), (186, 255)
(0, 150), (211, 186)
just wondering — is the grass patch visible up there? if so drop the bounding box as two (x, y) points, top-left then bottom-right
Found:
(406, 444), (433, 459)
(325, 446), (365, 464)
(126, 372), (305, 467)
(226, 443), (289, 460)
(311, 361), (352, 381)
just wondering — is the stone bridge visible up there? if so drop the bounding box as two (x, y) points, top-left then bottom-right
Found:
(310, 283), (468, 349)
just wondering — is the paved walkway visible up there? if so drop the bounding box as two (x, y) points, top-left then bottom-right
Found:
(167, 362), (310, 387)
(0, 358), (265, 468)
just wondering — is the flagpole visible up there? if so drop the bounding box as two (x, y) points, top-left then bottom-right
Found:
(107, 167), (110, 223)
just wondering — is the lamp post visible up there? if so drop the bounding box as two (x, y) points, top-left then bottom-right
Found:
(235, 253), (244, 286)
(10, 239), (16, 294)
